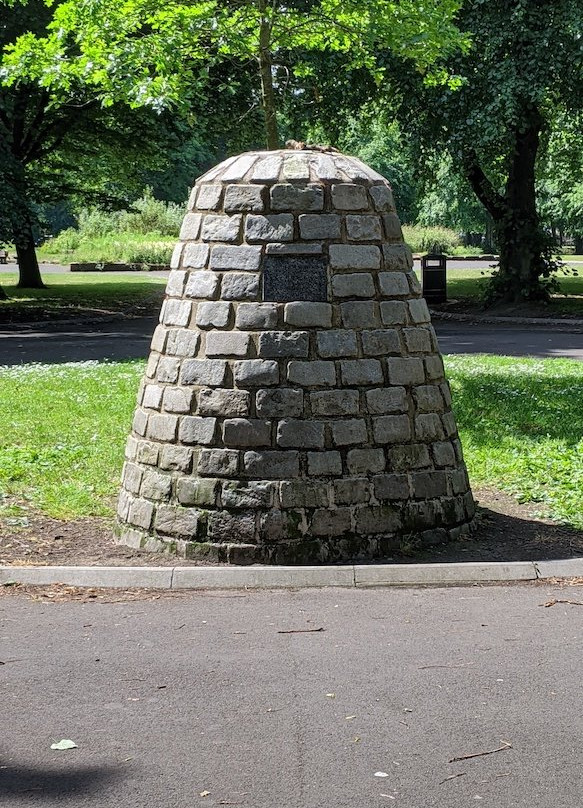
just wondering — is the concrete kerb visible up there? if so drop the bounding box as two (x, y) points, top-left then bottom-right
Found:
(1, 558), (582, 590)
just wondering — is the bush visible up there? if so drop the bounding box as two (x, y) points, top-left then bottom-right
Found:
(119, 189), (183, 236)
(402, 225), (461, 255)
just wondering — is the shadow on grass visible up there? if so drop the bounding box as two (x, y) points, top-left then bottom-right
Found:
(0, 761), (125, 800)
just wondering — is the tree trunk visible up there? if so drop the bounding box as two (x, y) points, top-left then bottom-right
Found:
(258, 0), (280, 150)
(0, 284), (7, 300)
(14, 218), (45, 289)
(574, 234), (583, 255)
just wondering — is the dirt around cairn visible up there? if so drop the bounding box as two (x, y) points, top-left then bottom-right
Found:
(1, 487), (582, 568)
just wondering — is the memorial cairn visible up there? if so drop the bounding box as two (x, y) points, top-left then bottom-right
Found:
(116, 147), (475, 564)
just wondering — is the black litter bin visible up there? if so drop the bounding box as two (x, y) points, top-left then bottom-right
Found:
(421, 253), (447, 304)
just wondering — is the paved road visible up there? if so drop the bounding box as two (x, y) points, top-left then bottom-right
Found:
(0, 315), (581, 364)
(1, 582), (581, 807)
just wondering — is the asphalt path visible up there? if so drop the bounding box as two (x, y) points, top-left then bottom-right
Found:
(0, 315), (581, 365)
(1, 583), (581, 807)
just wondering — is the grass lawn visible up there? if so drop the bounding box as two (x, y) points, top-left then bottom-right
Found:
(0, 356), (581, 529)
(37, 233), (174, 265)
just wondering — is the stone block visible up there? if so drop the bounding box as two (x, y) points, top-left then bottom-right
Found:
(329, 244), (381, 269)
(142, 384), (164, 410)
(136, 440), (159, 465)
(221, 153), (259, 181)
(389, 443), (431, 471)
(440, 382), (453, 408)
(128, 498), (155, 530)
(251, 154), (283, 182)
(341, 301), (380, 328)
(145, 354), (159, 379)
(196, 183), (222, 210)
(378, 272), (409, 297)
(404, 327), (432, 354)
(361, 329), (401, 356)
(205, 331), (251, 357)
(346, 214), (382, 241)
(159, 445), (193, 472)
(180, 359), (227, 387)
(196, 301), (232, 328)
(425, 355), (444, 381)
(333, 478), (370, 505)
(271, 184), (324, 211)
(210, 245), (262, 271)
(124, 436), (138, 462)
(184, 271), (219, 300)
(432, 441), (456, 467)
(298, 213), (340, 239)
(411, 470), (448, 499)
(258, 331), (309, 358)
(177, 477), (220, 506)
(280, 481), (330, 508)
(331, 183), (368, 210)
(382, 214), (403, 240)
(332, 272), (375, 298)
(234, 359), (279, 387)
(372, 414), (411, 444)
(408, 298), (431, 323)
(235, 303), (279, 330)
(198, 388), (251, 417)
(208, 510), (257, 543)
(243, 451), (300, 478)
(146, 413), (178, 442)
(380, 301), (408, 325)
(179, 213), (202, 240)
(277, 419), (325, 448)
(282, 154), (310, 180)
(366, 387), (407, 414)
(183, 243), (210, 269)
(223, 184), (265, 212)
(317, 330), (358, 358)
(170, 244), (183, 270)
(340, 359), (383, 386)
(161, 299), (192, 326)
(307, 451), (342, 476)
(198, 448), (240, 477)
(415, 413), (446, 441)
(387, 357), (425, 386)
(415, 385), (444, 412)
(155, 505), (200, 538)
(245, 214), (293, 242)
(451, 467), (470, 495)
(355, 505), (401, 535)
(287, 361), (336, 387)
(122, 462), (142, 495)
(221, 480), (275, 509)
(310, 390), (359, 417)
(347, 448), (385, 474)
(256, 388), (304, 417)
(150, 325), (168, 353)
(311, 508), (351, 536)
(369, 184), (395, 211)
(284, 302), (332, 328)
(383, 243), (413, 271)
(117, 489), (132, 521)
(160, 389), (192, 418)
(156, 357), (180, 384)
(166, 329), (200, 357)
(266, 243), (323, 255)
(331, 418), (368, 446)
(200, 214), (242, 242)
(132, 409), (148, 437)
(373, 473), (410, 500)
(166, 270), (187, 297)
(223, 418), (271, 447)
(178, 416), (217, 445)
(220, 272), (260, 300)
(140, 469), (172, 501)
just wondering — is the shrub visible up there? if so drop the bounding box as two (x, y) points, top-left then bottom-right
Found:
(119, 189), (183, 236)
(402, 224), (461, 254)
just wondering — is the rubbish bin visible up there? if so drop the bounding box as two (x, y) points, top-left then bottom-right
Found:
(421, 253), (447, 304)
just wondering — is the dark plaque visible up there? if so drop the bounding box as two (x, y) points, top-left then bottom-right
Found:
(263, 255), (327, 302)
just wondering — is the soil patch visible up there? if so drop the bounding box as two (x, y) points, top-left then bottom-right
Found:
(1, 487), (582, 568)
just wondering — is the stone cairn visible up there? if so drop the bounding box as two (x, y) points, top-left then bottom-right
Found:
(116, 149), (475, 563)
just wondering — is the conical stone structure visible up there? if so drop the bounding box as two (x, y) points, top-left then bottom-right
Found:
(116, 149), (475, 563)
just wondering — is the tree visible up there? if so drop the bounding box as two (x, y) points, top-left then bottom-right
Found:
(382, 0), (583, 304)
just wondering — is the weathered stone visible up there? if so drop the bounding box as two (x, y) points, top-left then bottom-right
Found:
(310, 390), (359, 416)
(198, 388), (251, 417)
(180, 359), (227, 387)
(166, 329), (200, 357)
(220, 272), (260, 300)
(373, 473), (410, 500)
(298, 213), (340, 239)
(159, 444), (193, 472)
(340, 359), (383, 386)
(200, 214), (242, 242)
(210, 245), (262, 271)
(414, 385), (444, 412)
(280, 481), (329, 508)
(150, 326), (168, 353)
(140, 469), (172, 500)
(332, 272), (375, 298)
(182, 244), (210, 269)
(166, 270), (187, 297)
(340, 301), (380, 328)
(372, 414), (411, 444)
(282, 154), (311, 180)
(432, 441), (456, 467)
(258, 331), (309, 358)
(128, 498), (155, 530)
(251, 154), (283, 181)
(205, 331), (251, 357)
(382, 214), (403, 240)
(155, 505), (200, 537)
(380, 301), (408, 326)
(136, 440), (159, 465)
(311, 508), (351, 536)
(287, 361), (336, 387)
(440, 382), (453, 408)
(145, 355), (159, 379)
(329, 244), (381, 270)
(355, 505), (401, 534)
(179, 416), (217, 445)
(331, 183), (368, 210)
(369, 184), (395, 211)
(362, 329), (401, 356)
(243, 451), (300, 478)
(146, 414), (178, 442)
(316, 330), (358, 358)
(195, 183), (222, 210)
(224, 184), (265, 212)
(307, 451), (342, 476)
(235, 303), (279, 330)
(234, 359), (279, 387)
(408, 298), (431, 323)
(142, 384), (164, 410)
(208, 510), (257, 543)
(277, 419), (325, 448)
(221, 154), (259, 181)
(346, 448), (385, 474)
(256, 388), (304, 418)
(245, 214), (293, 242)
(196, 301), (232, 328)
(170, 244), (183, 270)
(198, 448), (240, 477)
(383, 243), (413, 271)
(411, 470), (448, 499)
(179, 213), (202, 240)
(221, 480), (275, 509)
(333, 478), (370, 505)
(378, 272), (410, 297)
(415, 413), (446, 441)
(177, 477), (220, 506)
(271, 184), (324, 211)
(425, 355), (445, 381)
(404, 327), (433, 353)
(346, 214), (382, 241)
(266, 243), (323, 255)
(124, 436), (139, 462)
(184, 271), (219, 300)
(331, 419), (368, 446)
(366, 387), (407, 414)
(284, 302), (332, 328)
(387, 357), (425, 386)
(223, 418), (271, 447)
(389, 443), (431, 470)
(161, 299), (192, 326)
(122, 462), (142, 495)
(156, 357), (180, 384)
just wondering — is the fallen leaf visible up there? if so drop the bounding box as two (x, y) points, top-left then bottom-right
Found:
(375, 772), (389, 778)
(50, 739), (78, 750)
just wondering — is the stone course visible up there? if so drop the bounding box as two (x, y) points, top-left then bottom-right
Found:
(116, 148), (475, 563)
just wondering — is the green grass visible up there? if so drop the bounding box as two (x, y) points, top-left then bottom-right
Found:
(0, 272), (166, 316)
(37, 232), (174, 265)
(0, 356), (581, 528)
